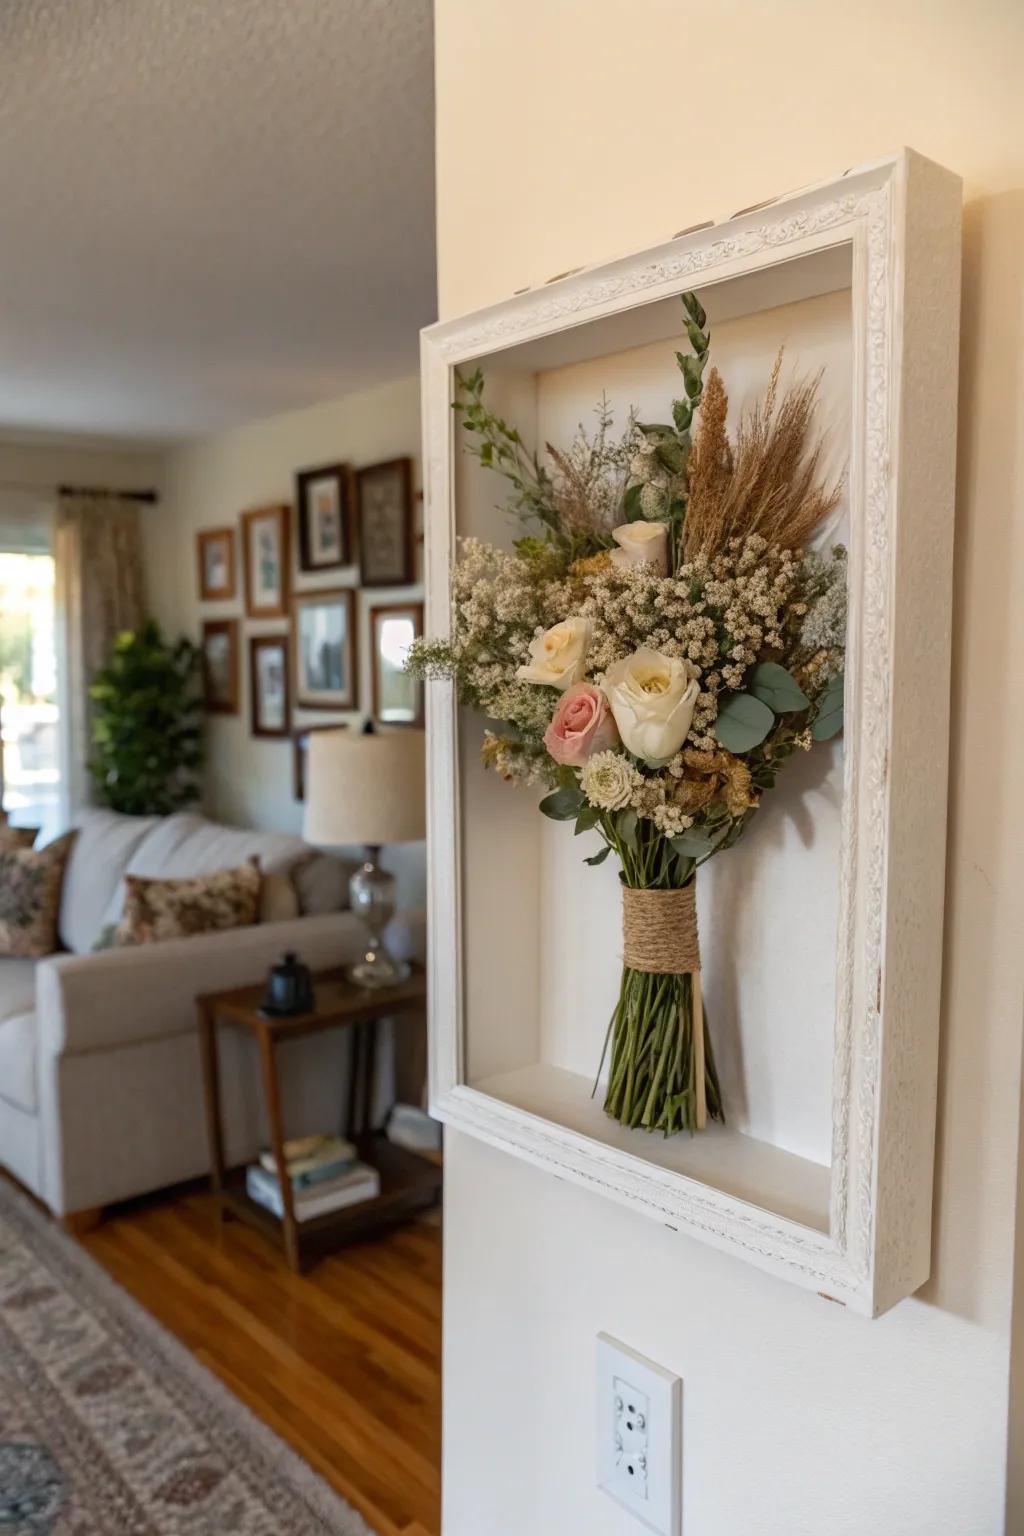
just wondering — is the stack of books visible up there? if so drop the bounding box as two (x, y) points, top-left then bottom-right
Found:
(245, 1133), (380, 1222)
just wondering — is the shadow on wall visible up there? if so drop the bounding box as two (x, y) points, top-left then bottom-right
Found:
(920, 188), (1024, 1329)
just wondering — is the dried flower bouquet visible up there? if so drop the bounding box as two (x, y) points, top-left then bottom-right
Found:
(411, 294), (847, 1136)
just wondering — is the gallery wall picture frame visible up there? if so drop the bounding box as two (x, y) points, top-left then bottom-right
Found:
(249, 634), (291, 739)
(292, 587), (358, 710)
(356, 457), (414, 586)
(201, 619), (240, 715)
(292, 721), (347, 801)
(241, 504), (291, 619)
(369, 600), (424, 726)
(296, 463), (353, 573)
(196, 527), (237, 601)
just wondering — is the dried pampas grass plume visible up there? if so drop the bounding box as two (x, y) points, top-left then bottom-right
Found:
(683, 365), (733, 557)
(684, 350), (842, 559)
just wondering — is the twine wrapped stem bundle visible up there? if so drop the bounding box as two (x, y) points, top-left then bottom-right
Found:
(602, 879), (722, 1135)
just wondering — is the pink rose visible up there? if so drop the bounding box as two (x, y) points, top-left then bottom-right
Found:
(543, 682), (620, 766)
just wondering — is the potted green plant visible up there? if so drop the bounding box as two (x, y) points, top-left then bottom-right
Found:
(89, 622), (203, 816)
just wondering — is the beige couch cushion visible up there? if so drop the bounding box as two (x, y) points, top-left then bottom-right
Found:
(0, 957), (39, 1114)
(0, 1010), (36, 1112)
(60, 809), (349, 952)
(109, 813), (350, 921)
(0, 957), (38, 1021)
(60, 808), (160, 954)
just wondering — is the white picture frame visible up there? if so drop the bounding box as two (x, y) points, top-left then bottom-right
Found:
(421, 150), (962, 1317)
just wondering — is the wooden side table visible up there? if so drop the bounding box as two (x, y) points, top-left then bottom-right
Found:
(196, 962), (441, 1273)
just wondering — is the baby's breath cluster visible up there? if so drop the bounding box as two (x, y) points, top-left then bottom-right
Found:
(407, 538), (562, 742)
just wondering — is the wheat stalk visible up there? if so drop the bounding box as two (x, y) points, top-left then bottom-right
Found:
(684, 350), (841, 559)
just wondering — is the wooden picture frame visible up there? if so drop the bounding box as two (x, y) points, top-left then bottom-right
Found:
(201, 620), (239, 714)
(369, 600), (423, 726)
(292, 722), (347, 801)
(196, 527), (237, 601)
(296, 463), (353, 573)
(249, 634), (291, 738)
(292, 588), (358, 710)
(241, 505), (291, 619)
(356, 458), (414, 586)
(421, 150), (962, 1317)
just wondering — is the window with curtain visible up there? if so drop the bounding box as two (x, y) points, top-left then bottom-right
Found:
(0, 491), (62, 842)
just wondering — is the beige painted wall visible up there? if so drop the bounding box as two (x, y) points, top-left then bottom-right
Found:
(0, 436), (163, 497)
(434, 2), (1024, 1531)
(142, 375), (425, 904)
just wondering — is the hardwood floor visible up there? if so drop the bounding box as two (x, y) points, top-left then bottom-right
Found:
(79, 1186), (442, 1536)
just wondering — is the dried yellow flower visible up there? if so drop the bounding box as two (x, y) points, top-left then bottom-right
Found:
(569, 551), (614, 577)
(677, 747), (758, 817)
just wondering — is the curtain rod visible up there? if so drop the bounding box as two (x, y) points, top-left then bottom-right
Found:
(0, 478), (159, 504)
(57, 484), (159, 505)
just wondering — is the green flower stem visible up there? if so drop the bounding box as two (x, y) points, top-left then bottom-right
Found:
(603, 966), (723, 1135)
(588, 817), (726, 1136)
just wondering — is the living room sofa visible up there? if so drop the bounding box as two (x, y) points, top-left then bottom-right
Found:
(0, 808), (424, 1220)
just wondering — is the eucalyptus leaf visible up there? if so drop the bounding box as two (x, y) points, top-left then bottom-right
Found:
(655, 438), (685, 475)
(680, 354), (705, 399)
(685, 320), (709, 356)
(672, 398), (693, 434)
(812, 672), (845, 741)
(748, 661), (810, 715)
(670, 831), (714, 860)
(623, 483), (645, 522)
(672, 852), (696, 882)
(584, 845), (612, 867)
(574, 804), (600, 835)
(539, 786), (585, 821)
(617, 807), (639, 851)
(681, 291), (707, 329)
(713, 692), (775, 752)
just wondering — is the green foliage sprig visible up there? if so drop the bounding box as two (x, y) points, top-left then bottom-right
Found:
(453, 367), (565, 548)
(624, 293), (710, 567)
(89, 621), (203, 817)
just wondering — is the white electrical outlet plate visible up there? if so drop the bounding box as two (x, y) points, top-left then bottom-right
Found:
(597, 1334), (681, 1535)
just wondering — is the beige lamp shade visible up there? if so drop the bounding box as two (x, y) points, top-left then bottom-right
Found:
(303, 728), (426, 847)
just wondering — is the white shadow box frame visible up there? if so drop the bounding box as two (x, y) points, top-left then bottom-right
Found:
(421, 150), (961, 1317)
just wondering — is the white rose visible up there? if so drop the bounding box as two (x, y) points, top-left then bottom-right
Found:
(516, 617), (591, 691)
(608, 520), (669, 575)
(602, 648), (700, 765)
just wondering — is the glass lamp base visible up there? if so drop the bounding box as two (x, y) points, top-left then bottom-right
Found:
(347, 848), (409, 988)
(347, 949), (411, 989)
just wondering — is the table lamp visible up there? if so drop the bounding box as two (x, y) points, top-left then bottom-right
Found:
(304, 726), (426, 988)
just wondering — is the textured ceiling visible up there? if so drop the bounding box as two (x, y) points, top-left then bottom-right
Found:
(0, 0), (436, 440)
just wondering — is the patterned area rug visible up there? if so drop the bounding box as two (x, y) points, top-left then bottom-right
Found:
(0, 1178), (373, 1535)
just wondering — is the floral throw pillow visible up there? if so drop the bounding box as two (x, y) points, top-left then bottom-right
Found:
(0, 824), (39, 852)
(0, 832), (75, 958)
(116, 859), (263, 946)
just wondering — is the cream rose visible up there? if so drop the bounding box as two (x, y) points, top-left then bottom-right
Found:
(516, 617), (591, 691)
(602, 648), (701, 764)
(609, 520), (669, 575)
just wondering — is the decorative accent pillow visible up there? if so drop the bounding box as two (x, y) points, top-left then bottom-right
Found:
(0, 824), (39, 851)
(259, 868), (301, 924)
(115, 859), (263, 946)
(0, 832), (75, 958)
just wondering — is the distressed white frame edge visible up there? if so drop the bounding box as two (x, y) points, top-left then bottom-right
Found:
(422, 149), (962, 1317)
